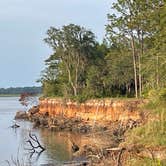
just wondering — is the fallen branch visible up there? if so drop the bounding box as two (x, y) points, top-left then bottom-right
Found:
(10, 120), (20, 128)
(26, 132), (45, 153)
(10, 124), (20, 128)
(116, 148), (125, 166)
(106, 147), (126, 166)
(106, 147), (123, 151)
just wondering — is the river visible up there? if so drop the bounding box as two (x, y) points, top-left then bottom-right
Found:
(0, 97), (75, 166)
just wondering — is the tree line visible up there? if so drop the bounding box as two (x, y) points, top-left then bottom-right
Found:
(39, 0), (166, 101)
(0, 87), (41, 95)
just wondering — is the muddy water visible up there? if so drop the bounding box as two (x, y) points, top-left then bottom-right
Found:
(0, 97), (80, 166)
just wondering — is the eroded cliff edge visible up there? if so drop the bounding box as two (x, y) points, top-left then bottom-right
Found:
(38, 98), (146, 122)
(16, 98), (151, 165)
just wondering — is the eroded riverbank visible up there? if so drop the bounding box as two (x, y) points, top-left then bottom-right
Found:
(15, 98), (148, 165)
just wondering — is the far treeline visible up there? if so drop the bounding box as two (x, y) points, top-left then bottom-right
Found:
(39, 0), (166, 101)
(0, 87), (42, 95)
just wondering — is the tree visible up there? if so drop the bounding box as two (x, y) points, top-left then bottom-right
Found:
(43, 24), (97, 97)
(40, 1), (165, 100)
(106, 0), (166, 97)
(142, 1), (166, 90)
(38, 53), (62, 97)
(83, 43), (109, 98)
(107, 0), (140, 97)
(105, 40), (134, 96)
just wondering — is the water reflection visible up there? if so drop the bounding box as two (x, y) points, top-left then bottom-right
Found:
(0, 97), (79, 166)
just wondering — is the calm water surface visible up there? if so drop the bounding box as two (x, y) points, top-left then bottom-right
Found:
(0, 97), (75, 166)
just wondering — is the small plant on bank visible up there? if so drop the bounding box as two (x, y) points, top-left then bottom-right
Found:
(19, 92), (38, 110)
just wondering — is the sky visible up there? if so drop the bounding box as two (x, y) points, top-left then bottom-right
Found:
(0, 0), (114, 88)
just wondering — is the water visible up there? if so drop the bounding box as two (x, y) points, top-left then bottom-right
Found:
(0, 97), (74, 166)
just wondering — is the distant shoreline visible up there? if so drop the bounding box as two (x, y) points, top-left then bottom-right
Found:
(0, 94), (42, 97)
(0, 86), (42, 97)
(0, 94), (20, 97)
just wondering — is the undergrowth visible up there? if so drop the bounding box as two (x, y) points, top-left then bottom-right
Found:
(127, 157), (165, 166)
(124, 88), (166, 165)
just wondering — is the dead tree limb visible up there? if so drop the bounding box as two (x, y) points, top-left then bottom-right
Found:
(26, 132), (45, 153)
(29, 133), (45, 151)
(116, 148), (125, 166)
(106, 147), (126, 166)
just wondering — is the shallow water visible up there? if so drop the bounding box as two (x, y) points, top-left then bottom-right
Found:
(0, 97), (75, 166)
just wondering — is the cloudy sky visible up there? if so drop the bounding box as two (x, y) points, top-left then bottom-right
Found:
(0, 0), (114, 88)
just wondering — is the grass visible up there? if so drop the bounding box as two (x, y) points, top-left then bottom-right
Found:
(126, 157), (165, 166)
(124, 95), (166, 145)
(125, 107), (166, 147)
(123, 96), (166, 165)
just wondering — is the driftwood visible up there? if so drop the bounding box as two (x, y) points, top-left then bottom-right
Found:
(11, 123), (20, 128)
(106, 147), (126, 166)
(10, 120), (20, 129)
(26, 132), (45, 153)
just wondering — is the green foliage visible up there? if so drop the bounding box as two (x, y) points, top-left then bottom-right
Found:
(144, 88), (166, 104)
(41, 24), (98, 98)
(42, 81), (62, 97)
(107, 0), (166, 98)
(123, 94), (166, 165)
(125, 116), (166, 146)
(127, 157), (164, 166)
(158, 88), (166, 102)
(39, 1), (166, 101)
(125, 96), (166, 148)
(141, 2), (166, 91)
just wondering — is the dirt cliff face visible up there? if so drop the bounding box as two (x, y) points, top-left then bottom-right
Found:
(39, 99), (145, 122)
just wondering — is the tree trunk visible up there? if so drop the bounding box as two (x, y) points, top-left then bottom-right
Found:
(131, 34), (138, 98)
(66, 65), (77, 96)
(74, 54), (80, 97)
(137, 29), (144, 97)
(138, 55), (142, 97)
(140, 32), (144, 94)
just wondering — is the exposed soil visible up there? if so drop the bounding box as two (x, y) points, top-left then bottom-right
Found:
(15, 99), (160, 166)
(25, 108), (142, 165)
